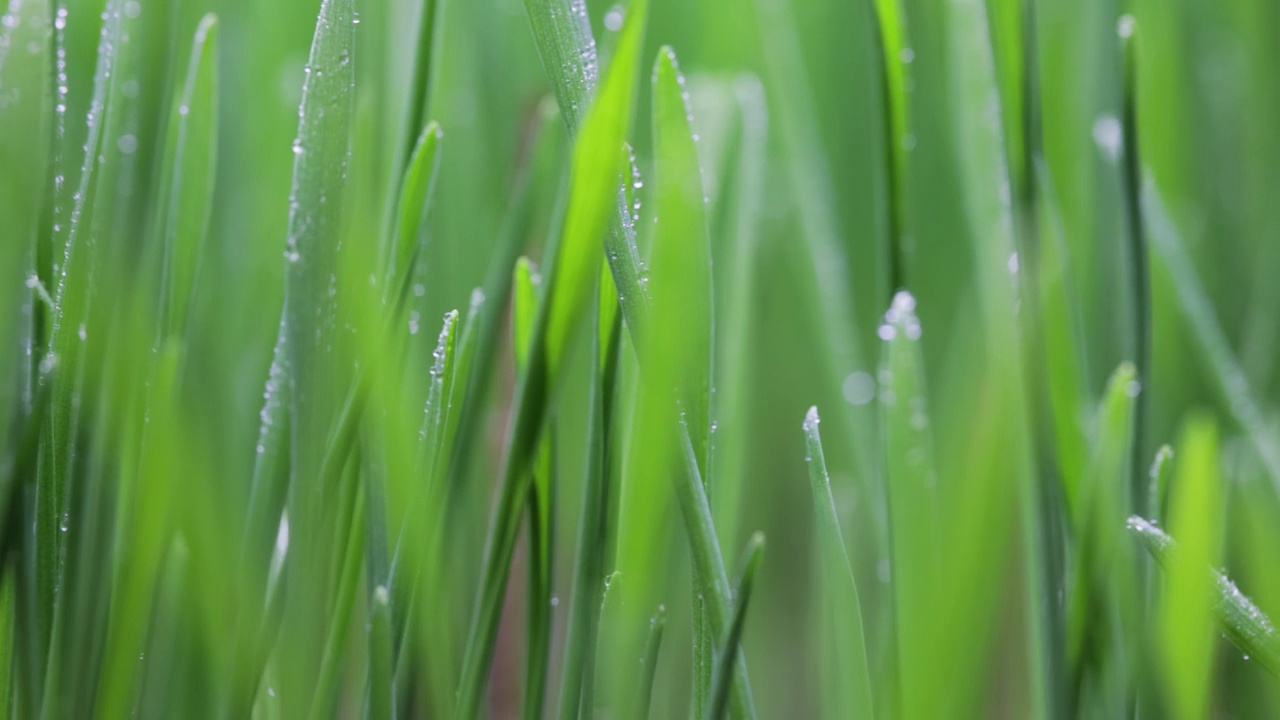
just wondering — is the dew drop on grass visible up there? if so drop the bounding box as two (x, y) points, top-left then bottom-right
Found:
(1007, 252), (1019, 274)
(1125, 379), (1141, 398)
(899, 47), (915, 63)
(117, 134), (137, 154)
(1117, 14), (1135, 39)
(604, 4), (624, 31)
(1092, 115), (1122, 161)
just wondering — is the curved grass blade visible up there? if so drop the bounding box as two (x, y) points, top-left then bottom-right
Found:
(386, 121), (442, 311)
(649, 44), (715, 711)
(705, 533), (763, 720)
(1128, 516), (1280, 676)
(650, 45), (712, 477)
(878, 291), (939, 717)
(156, 14), (219, 341)
(802, 407), (873, 719)
(636, 606), (667, 720)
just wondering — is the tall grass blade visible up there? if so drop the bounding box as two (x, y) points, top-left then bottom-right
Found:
(155, 14), (218, 341)
(802, 407), (873, 719)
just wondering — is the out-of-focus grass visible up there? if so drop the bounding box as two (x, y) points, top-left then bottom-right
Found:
(3, 0), (1280, 717)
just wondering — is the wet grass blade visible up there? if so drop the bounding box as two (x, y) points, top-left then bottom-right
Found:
(156, 14), (219, 341)
(878, 291), (939, 718)
(1129, 516), (1280, 676)
(802, 407), (873, 719)
(705, 533), (763, 720)
(453, 3), (648, 715)
(275, 0), (358, 710)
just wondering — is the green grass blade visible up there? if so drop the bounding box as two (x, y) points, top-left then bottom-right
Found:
(454, 4), (649, 714)
(802, 407), (873, 719)
(156, 14), (218, 341)
(275, 0), (358, 710)
(636, 605), (667, 720)
(1158, 414), (1222, 717)
(1141, 181), (1280, 492)
(557, 279), (622, 720)
(705, 532), (763, 720)
(1129, 516), (1280, 676)
(650, 45), (712, 476)
(879, 291), (940, 717)
(386, 121), (442, 310)
(310, 484), (366, 720)
(708, 75), (767, 553)
(366, 584), (392, 719)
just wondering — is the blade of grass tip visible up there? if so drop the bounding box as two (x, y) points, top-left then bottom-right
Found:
(454, 3), (650, 715)
(802, 407), (874, 719)
(749, 0), (881, 504)
(276, 0), (357, 711)
(650, 45), (713, 481)
(156, 13), (218, 341)
(1157, 414), (1222, 718)
(522, 0), (598, 135)
(1147, 445), (1173, 528)
(1066, 363), (1137, 694)
(1141, 181), (1280, 493)
(878, 291), (941, 717)
(380, 0), (443, 262)
(649, 44), (714, 712)
(557, 270), (622, 720)
(512, 255), (554, 720)
(1130, 517), (1280, 677)
(588, 571), (624, 717)
(637, 606), (667, 720)
(390, 310), (458, 715)
(1117, 15), (1150, 514)
(385, 121), (443, 312)
(705, 533), (764, 720)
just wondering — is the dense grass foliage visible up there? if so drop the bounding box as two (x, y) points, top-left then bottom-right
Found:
(3, 0), (1280, 717)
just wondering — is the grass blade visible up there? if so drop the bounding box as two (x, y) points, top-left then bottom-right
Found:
(705, 532), (763, 720)
(636, 605), (667, 720)
(802, 407), (873, 719)
(156, 14), (219, 341)
(1129, 516), (1280, 676)
(386, 121), (442, 311)
(879, 291), (939, 717)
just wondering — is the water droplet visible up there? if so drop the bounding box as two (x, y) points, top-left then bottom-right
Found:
(117, 134), (137, 154)
(1092, 115), (1122, 162)
(550, 596), (560, 607)
(1117, 14), (1135, 39)
(1007, 252), (1019, 274)
(1125, 379), (1141, 398)
(604, 4), (625, 31)
(842, 372), (876, 406)
(77, 323), (86, 341)
(124, 1), (141, 18)
(899, 47), (915, 63)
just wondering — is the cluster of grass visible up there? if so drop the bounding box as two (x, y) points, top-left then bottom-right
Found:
(3, 0), (1280, 716)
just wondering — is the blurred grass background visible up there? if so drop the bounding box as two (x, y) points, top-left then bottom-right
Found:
(5, 0), (1280, 716)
